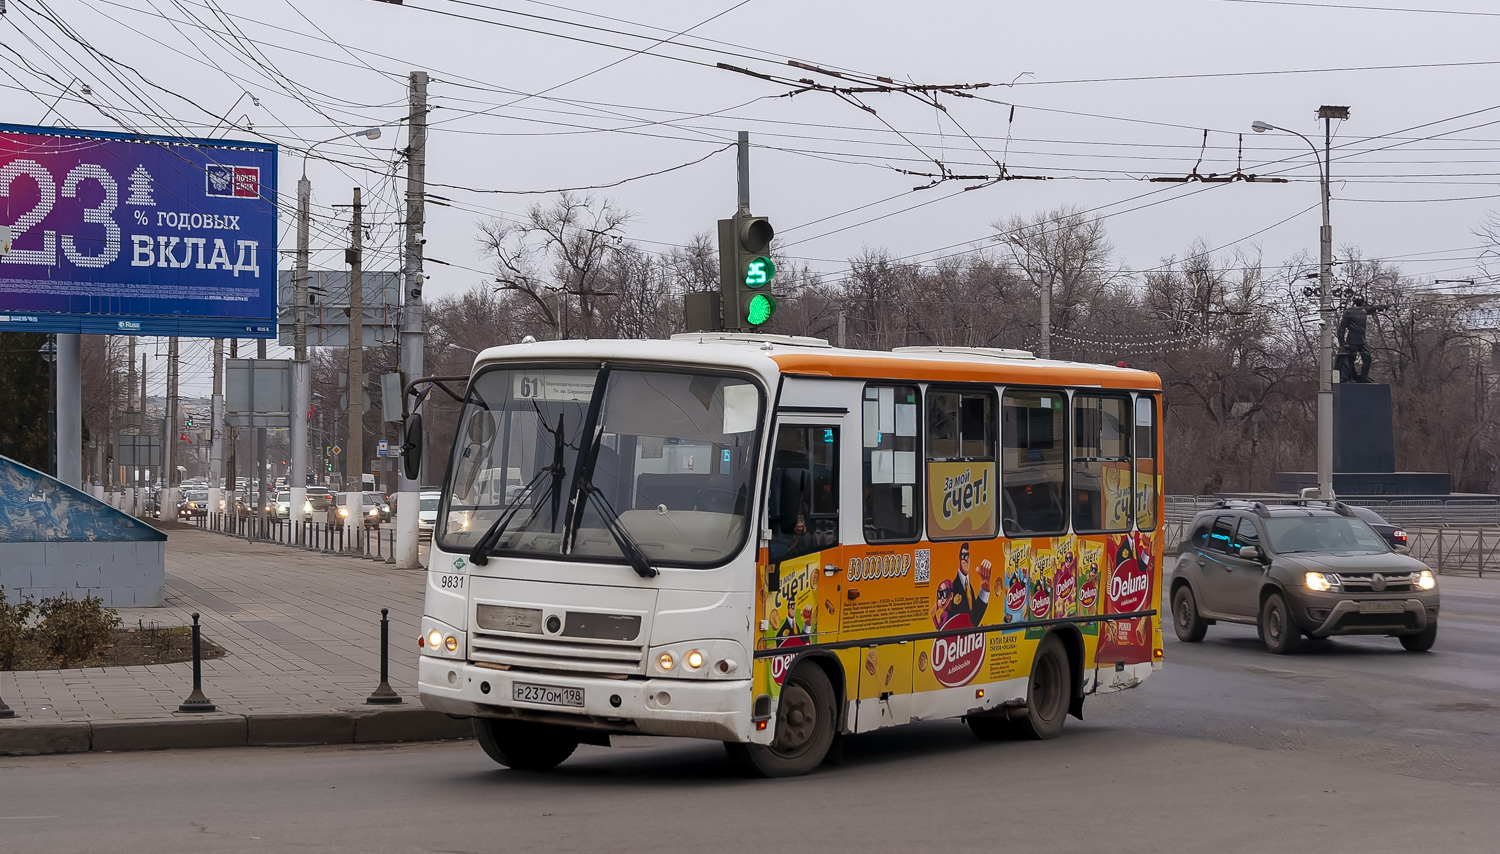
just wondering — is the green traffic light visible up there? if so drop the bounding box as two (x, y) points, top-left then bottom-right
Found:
(744, 256), (775, 288)
(746, 292), (775, 326)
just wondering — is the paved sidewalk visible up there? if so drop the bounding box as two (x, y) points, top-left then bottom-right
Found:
(0, 525), (468, 755)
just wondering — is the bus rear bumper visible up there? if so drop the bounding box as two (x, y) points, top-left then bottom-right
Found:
(418, 656), (753, 743)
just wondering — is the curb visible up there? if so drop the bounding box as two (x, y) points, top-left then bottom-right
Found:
(0, 707), (472, 757)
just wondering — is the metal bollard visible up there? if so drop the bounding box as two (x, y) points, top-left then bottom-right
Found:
(365, 608), (402, 705)
(177, 613), (216, 713)
(0, 672), (15, 719)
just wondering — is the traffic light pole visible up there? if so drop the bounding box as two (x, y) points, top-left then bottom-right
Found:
(737, 130), (750, 216)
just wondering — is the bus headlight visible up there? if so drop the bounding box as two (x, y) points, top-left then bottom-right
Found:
(339, 507), (349, 518)
(428, 630), (442, 649)
(649, 641), (748, 678)
(1416, 569), (1436, 590)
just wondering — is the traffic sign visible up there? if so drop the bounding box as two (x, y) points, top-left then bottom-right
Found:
(331, 445), (342, 456)
(377, 440), (389, 457)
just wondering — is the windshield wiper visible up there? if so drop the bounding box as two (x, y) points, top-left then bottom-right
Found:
(577, 479), (657, 579)
(467, 465), (552, 566)
(470, 413), (568, 566)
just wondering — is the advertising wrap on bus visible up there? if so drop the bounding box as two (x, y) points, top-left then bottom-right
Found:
(756, 527), (1163, 708)
(0, 123), (278, 337)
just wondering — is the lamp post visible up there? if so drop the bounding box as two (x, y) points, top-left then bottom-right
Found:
(1252, 106), (1350, 500)
(291, 128), (382, 532)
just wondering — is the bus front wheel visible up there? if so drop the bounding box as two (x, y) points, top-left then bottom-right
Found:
(727, 664), (836, 777)
(473, 719), (578, 771)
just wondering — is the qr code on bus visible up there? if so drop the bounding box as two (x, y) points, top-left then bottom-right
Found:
(914, 548), (931, 584)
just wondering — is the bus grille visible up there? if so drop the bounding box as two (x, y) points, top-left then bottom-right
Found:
(469, 632), (645, 676)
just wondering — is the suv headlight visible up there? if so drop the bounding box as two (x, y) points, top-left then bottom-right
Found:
(1305, 571), (1338, 592)
(1416, 569), (1436, 590)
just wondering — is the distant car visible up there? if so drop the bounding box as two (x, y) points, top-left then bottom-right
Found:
(273, 490), (338, 520)
(338, 493), (385, 528)
(1172, 500), (1439, 653)
(1348, 505), (1409, 551)
(418, 490), (441, 539)
(178, 489), (210, 519)
(364, 491), (392, 523)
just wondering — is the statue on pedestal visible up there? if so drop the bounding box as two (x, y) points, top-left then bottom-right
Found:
(1335, 297), (1383, 384)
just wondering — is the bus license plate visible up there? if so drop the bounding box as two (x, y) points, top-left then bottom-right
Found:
(513, 682), (584, 707)
(1359, 601), (1404, 614)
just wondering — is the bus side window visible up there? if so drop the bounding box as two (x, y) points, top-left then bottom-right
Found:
(1135, 396), (1158, 531)
(1072, 395), (1131, 534)
(1001, 390), (1066, 537)
(767, 425), (839, 565)
(926, 388), (997, 541)
(862, 384), (920, 543)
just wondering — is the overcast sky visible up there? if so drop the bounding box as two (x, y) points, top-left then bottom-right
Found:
(5, 0), (1500, 398)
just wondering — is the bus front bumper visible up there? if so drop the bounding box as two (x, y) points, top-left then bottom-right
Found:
(418, 656), (754, 743)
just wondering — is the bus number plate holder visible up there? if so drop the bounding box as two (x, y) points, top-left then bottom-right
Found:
(514, 682), (584, 708)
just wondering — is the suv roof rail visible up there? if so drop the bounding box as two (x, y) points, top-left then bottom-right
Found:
(1211, 498), (1272, 517)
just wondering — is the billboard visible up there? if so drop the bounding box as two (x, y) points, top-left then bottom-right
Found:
(0, 123), (277, 337)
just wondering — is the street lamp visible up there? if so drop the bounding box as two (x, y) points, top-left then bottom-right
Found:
(302, 127), (382, 178)
(291, 127), (383, 530)
(1252, 106), (1350, 500)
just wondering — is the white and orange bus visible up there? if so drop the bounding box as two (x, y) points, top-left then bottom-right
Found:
(414, 333), (1163, 776)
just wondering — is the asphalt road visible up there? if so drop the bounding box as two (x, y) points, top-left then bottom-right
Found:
(3, 576), (1496, 854)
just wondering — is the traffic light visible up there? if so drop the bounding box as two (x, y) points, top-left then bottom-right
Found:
(186, 415), (194, 427)
(718, 213), (776, 329)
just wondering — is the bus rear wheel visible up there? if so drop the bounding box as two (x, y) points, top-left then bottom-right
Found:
(971, 633), (1071, 741)
(472, 719), (579, 771)
(727, 664), (835, 778)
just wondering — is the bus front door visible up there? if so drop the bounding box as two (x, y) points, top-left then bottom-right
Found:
(760, 420), (845, 690)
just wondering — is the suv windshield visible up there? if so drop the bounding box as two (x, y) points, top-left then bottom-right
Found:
(1264, 515), (1389, 554)
(438, 365), (763, 568)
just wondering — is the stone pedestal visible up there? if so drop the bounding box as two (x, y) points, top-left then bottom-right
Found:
(1275, 383), (1452, 496)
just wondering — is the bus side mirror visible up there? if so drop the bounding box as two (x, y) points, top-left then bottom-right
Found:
(777, 469), (808, 535)
(402, 413), (423, 482)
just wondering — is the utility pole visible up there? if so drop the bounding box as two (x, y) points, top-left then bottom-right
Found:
(161, 336), (179, 513)
(396, 69), (428, 569)
(256, 336), (267, 537)
(209, 337), (225, 515)
(1315, 106), (1348, 501)
(1038, 272), (1052, 360)
(124, 336), (137, 513)
(1251, 107), (1348, 500)
(139, 352), (147, 514)
(347, 186), (365, 495)
(291, 171), (311, 528)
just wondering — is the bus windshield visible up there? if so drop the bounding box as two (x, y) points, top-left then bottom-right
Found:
(438, 365), (764, 568)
